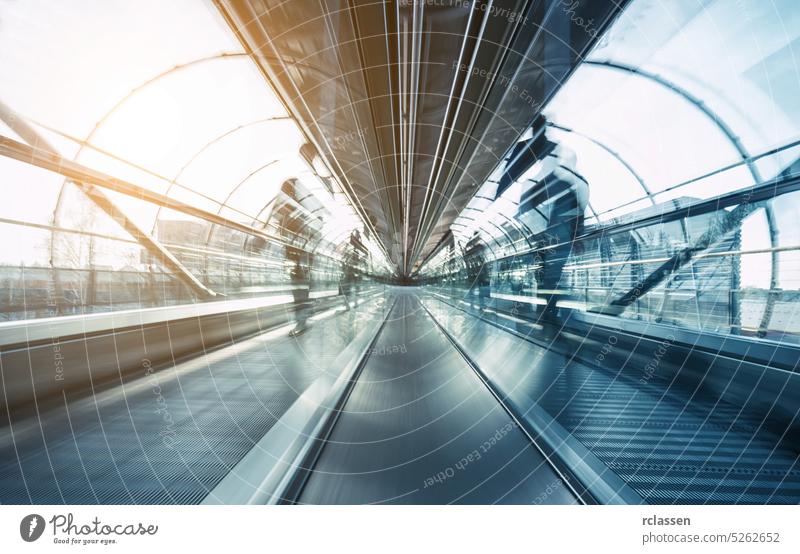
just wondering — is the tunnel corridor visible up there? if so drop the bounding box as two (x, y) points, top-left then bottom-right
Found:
(1, 0), (799, 510)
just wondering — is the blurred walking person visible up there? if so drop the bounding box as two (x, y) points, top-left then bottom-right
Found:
(464, 232), (492, 311)
(286, 245), (313, 337)
(340, 229), (368, 310)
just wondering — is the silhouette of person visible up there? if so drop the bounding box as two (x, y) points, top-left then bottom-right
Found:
(340, 229), (367, 310)
(464, 232), (491, 311)
(518, 143), (588, 322)
(286, 245), (313, 336)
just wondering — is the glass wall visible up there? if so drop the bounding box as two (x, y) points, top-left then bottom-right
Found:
(0, 0), (390, 321)
(419, 0), (800, 346)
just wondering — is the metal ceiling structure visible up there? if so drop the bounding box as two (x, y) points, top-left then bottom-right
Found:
(214, 0), (627, 276)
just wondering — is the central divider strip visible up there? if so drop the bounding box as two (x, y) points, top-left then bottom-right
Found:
(419, 299), (593, 505)
(203, 295), (397, 505)
(420, 295), (644, 505)
(278, 296), (400, 504)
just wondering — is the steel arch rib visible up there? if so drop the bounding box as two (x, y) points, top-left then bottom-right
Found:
(584, 59), (780, 330)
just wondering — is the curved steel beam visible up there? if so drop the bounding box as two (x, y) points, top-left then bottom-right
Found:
(460, 205), (520, 254)
(203, 159), (281, 250)
(585, 59), (781, 328)
(218, 8), (395, 269)
(52, 52), (249, 236)
(472, 192), (536, 250)
(46, 52), (260, 285)
(155, 115), (291, 234)
(10, 111), (274, 232)
(0, 130), (217, 299)
(547, 122), (654, 204)
(584, 60), (762, 184)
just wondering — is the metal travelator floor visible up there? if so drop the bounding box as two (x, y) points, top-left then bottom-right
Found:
(423, 295), (800, 504)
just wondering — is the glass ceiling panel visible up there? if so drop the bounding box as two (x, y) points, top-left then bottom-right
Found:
(183, 132), (307, 213)
(55, 184), (133, 241)
(544, 65), (747, 197)
(224, 163), (291, 218)
(90, 57), (288, 182)
(0, 0), (383, 268)
(653, 164), (753, 204)
(546, 127), (648, 215)
(589, 0), (800, 178)
(0, 0), (242, 139)
(596, 198), (654, 224)
(0, 156), (60, 226)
